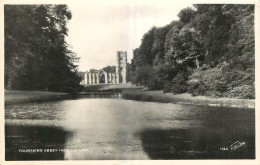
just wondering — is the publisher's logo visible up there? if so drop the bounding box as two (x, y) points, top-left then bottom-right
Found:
(230, 141), (246, 151)
(220, 141), (246, 151)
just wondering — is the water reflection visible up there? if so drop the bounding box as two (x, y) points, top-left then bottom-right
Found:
(139, 128), (254, 159)
(5, 98), (255, 160)
(62, 99), (150, 160)
(5, 125), (70, 160)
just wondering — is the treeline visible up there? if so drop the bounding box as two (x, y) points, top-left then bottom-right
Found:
(5, 5), (82, 93)
(131, 4), (254, 99)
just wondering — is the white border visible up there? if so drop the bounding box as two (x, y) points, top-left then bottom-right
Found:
(0, 0), (259, 165)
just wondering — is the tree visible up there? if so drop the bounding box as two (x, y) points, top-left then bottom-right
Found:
(178, 7), (196, 24)
(152, 24), (173, 66)
(138, 27), (157, 65)
(130, 4), (254, 98)
(5, 5), (82, 93)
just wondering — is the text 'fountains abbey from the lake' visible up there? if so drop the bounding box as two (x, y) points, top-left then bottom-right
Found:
(81, 51), (127, 85)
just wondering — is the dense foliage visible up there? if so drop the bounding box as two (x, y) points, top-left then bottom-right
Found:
(131, 4), (254, 99)
(5, 5), (82, 94)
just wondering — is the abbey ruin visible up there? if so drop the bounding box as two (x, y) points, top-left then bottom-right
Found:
(81, 51), (127, 85)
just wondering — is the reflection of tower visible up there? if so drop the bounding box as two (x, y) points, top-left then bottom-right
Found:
(116, 51), (127, 83)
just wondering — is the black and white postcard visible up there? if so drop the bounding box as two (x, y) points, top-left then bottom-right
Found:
(0, 0), (259, 165)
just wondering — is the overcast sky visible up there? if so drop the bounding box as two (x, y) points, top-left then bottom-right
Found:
(65, 0), (193, 71)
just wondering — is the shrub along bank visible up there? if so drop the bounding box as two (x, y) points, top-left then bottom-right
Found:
(122, 90), (254, 108)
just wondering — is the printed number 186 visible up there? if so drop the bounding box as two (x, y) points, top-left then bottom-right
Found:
(220, 147), (228, 151)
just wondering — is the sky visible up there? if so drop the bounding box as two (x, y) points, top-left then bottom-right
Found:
(65, 0), (193, 71)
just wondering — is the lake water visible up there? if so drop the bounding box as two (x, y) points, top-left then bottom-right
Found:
(5, 95), (255, 160)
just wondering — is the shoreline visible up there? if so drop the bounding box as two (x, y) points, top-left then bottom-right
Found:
(122, 90), (255, 109)
(5, 90), (71, 105)
(5, 89), (255, 109)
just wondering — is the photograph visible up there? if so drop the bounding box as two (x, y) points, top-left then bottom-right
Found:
(1, 0), (258, 163)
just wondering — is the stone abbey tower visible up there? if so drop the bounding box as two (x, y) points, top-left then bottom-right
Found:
(116, 51), (127, 83)
(81, 51), (127, 85)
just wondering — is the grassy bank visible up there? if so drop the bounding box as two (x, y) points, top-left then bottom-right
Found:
(83, 83), (142, 92)
(122, 90), (255, 108)
(83, 84), (111, 92)
(5, 90), (71, 105)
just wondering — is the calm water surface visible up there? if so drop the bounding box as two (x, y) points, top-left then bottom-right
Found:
(5, 96), (255, 160)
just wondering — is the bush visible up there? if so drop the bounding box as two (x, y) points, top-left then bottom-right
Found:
(171, 82), (188, 94)
(163, 82), (172, 93)
(163, 70), (189, 94)
(147, 65), (167, 90)
(131, 65), (154, 87)
(214, 80), (228, 92)
(227, 85), (255, 99)
(188, 80), (208, 96)
(163, 81), (188, 94)
(201, 64), (209, 70)
(147, 76), (163, 90)
(187, 67), (255, 99)
(132, 65), (166, 90)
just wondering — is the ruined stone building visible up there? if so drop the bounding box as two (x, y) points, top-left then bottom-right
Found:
(81, 51), (127, 85)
